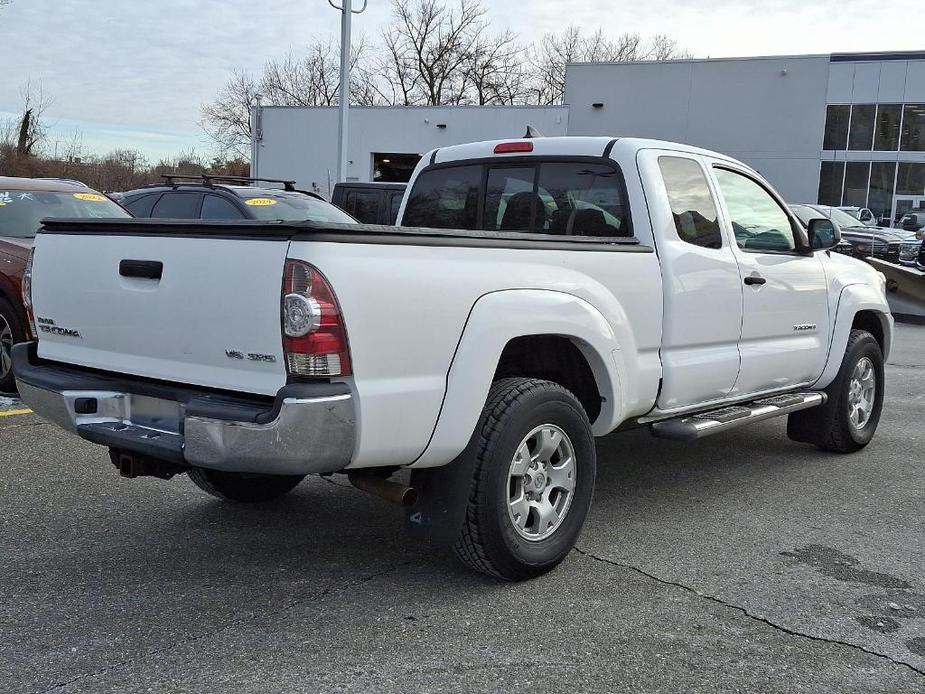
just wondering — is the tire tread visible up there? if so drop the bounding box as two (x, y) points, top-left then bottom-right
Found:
(452, 377), (579, 580)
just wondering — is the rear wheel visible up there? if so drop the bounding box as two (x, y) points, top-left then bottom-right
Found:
(188, 468), (305, 503)
(0, 298), (25, 394)
(787, 329), (884, 453)
(453, 378), (596, 581)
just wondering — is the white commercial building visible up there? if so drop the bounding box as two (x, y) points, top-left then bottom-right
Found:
(252, 105), (568, 196)
(254, 50), (925, 222)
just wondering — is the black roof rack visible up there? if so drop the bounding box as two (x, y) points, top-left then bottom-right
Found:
(160, 174), (298, 192)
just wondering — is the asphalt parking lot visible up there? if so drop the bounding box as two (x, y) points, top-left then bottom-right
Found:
(2, 324), (924, 694)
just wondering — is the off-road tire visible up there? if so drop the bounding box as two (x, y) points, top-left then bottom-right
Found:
(188, 468), (305, 502)
(787, 329), (884, 453)
(0, 297), (25, 394)
(453, 377), (596, 581)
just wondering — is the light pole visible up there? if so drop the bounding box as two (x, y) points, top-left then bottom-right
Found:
(328, 0), (367, 183)
(252, 92), (263, 177)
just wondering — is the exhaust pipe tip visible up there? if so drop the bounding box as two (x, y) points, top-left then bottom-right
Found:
(348, 472), (418, 507)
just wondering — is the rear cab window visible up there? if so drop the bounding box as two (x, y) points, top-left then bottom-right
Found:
(402, 159), (632, 239)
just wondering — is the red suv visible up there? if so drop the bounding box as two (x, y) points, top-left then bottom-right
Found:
(0, 177), (131, 392)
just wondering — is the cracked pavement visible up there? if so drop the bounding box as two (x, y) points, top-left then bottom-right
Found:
(1, 324), (924, 693)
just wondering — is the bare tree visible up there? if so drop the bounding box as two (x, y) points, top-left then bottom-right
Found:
(200, 70), (260, 159)
(199, 2), (692, 158)
(201, 39), (375, 156)
(378, 0), (489, 105)
(14, 80), (51, 158)
(464, 30), (530, 105)
(260, 39), (369, 107)
(530, 26), (690, 104)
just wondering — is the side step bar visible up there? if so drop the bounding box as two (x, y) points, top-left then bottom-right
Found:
(649, 392), (826, 441)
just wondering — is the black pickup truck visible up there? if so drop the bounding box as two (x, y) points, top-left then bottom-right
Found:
(331, 182), (406, 226)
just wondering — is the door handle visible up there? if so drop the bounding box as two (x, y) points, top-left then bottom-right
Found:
(743, 275), (766, 286)
(120, 259), (163, 280)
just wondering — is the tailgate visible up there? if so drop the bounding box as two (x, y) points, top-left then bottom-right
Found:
(30, 231), (290, 395)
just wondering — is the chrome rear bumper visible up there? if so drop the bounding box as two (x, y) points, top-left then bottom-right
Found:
(13, 344), (355, 475)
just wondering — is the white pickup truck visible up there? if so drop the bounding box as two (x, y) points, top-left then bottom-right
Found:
(14, 137), (892, 581)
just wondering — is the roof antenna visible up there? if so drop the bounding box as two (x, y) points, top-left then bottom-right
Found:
(524, 125), (544, 139)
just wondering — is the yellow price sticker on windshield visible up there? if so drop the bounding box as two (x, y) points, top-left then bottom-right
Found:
(74, 192), (107, 202)
(245, 198), (278, 206)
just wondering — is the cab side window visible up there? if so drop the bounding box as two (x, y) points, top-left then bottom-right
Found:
(123, 193), (160, 217)
(200, 195), (245, 220)
(401, 165), (480, 229)
(713, 168), (797, 252)
(151, 193), (202, 219)
(658, 156), (723, 249)
(345, 190), (381, 224)
(388, 192), (403, 225)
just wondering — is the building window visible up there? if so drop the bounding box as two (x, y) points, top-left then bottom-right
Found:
(372, 152), (421, 182)
(842, 162), (870, 207)
(868, 162), (896, 224)
(874, 104), (902, 151)
(848, 104), (876, 150)
(823, 105), (850, 150)
(658, 156), (723, 249)
(900, 104), (925, 151)
(896, 162), (925, 196)
(818, 162), (844, 206)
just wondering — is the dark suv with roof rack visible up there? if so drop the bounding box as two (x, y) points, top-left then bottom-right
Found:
(120, 175), (359, 225)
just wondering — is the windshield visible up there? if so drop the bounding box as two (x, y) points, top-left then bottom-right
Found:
(238, 191), (357, 224)
(814, 206), (866, 228)
(0, 190), (130, 238)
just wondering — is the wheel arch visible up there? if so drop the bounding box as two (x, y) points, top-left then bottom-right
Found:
(411, 288), (631, 468)
(813, 283), (893, 390)
(0, 274), (29, 336)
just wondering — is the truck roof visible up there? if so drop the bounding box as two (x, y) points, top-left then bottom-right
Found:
(430, 136), (742, 168)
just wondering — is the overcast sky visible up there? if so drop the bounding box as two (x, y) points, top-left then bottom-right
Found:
(0, 0), (922, 159)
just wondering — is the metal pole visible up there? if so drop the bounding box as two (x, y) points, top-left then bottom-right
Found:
(336, 0), (352, 183)
(252, 93), (263, 178)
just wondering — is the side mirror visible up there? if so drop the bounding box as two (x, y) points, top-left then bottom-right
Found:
(808, 218), (840, 251)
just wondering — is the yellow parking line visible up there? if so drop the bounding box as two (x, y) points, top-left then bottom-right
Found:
(0, 409), (32, 417)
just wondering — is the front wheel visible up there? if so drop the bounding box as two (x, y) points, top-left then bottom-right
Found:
(453, 378), (596, 581)
(188, 468), (305, 503)
(787, 329), (884, 453)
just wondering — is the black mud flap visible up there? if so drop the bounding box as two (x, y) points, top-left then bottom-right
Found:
(404, 442), (479, 547)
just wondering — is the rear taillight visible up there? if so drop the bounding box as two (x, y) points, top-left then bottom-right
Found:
(22, 248), (37, 338)
(281, 260), (351, 377)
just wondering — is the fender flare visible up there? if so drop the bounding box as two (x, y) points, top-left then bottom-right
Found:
(813, 283), (893, 389)
(411, 289), (633, 468)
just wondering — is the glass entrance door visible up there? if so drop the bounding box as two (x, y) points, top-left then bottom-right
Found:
(891, 196), (925, 226)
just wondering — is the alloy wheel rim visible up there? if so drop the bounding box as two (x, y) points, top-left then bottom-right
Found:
(507, 424), (576, 542)
(0, 313), (13, 382)
(847, 356), (876, 430)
